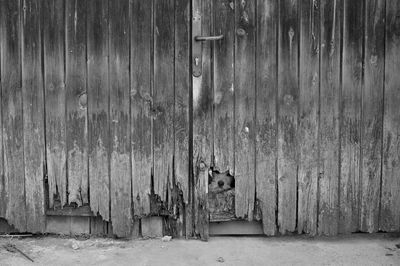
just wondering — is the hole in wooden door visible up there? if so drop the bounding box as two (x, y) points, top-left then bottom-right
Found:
(208, 170), (235, 222)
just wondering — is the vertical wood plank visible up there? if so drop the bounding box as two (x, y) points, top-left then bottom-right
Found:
(339, 0), (363, 234)
(22, 0), (46, 232)
(277, 0), (298, 234)
(109, 0), (132, 237)
(174, 0), (190, 237)
(131, 0), (152, 217)
(381, 0), (400, 232)
(66, 0), (89, 207)
(255, 0), (278, 236)
(43, 0), (66, 209)
(87, 0), (110, 220)
(360, 0), (385, 233)
(214, 0), (235, 173)
(318, 0), (341, 236)
(192, 0), (212, 240)
(298, 0), (320, 235)
(235, 0), (256, 220)
(0, 0), (2, 219)
(0, 0), (26, 230)
(153, 0), (175, 202)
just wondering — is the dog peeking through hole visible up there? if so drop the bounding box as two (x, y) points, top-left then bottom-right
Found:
(208, 170), (235, 193)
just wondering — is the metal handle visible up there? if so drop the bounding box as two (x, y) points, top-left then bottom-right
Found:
(194, 34), (224, 42)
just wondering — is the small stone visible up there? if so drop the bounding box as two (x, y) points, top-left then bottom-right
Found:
(217, 257), (225, 263)
(161, 236), (172, 242)
(71, 241), (80, 250)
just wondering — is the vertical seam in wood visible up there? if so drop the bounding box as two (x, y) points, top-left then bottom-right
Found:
(233, 0), (236, 176)
(85, 0), (90, 203)
(254, 0), (258, 217)
(107, 0), (111, 223)
(377, 0), (387, 231)
(295, 0), (301, 232)
(337, 0), (344, 234)
(64, 0), (69, 207)
(316, 0), (322, 234)
(128, 0), (133, 230)
(275, 0), (280, 233)
(20, 0), (27, 230)
(150, 0), (155, 195)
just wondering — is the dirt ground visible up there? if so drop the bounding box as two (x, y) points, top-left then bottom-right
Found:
(0, 233), (400, 265)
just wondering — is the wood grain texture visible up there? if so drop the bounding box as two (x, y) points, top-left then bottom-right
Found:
(109, 0), (132, 237)
(298, 0), (320, 235)
(360, 0), (385, 233)
(318, 0), (341, 236)
(22, 0), (46, 232)
(214, 0), (235, 174)
(0, 0), (26, 231)
(87, 0), (110, 220)
(234, 0), (256, 220)
(255, 0), (278, 236)
(192, 0), (212, 240)
(174, 0), (190, 237)
(131, 0), (152, 217)
(0, 0), (3, 219)
(66, 0), (88, 206)
(277, 0), (298, 234)
(381, 0), (400, 232)
(43, 0), (67, 209)
(153, 0), (175, 202)
(339, 0), (363, 234)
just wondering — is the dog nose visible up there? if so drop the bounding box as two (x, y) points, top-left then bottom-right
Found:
(218, 180), (224, 187)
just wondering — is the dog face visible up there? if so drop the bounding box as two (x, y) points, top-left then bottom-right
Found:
(208, 170), (235, 193)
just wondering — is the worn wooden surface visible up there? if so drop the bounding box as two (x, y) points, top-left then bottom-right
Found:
(109, 0), (132, 237)
(174, 0), (190, 237)
(361, 0), (385, 233)
(255, 0), (277, 236)
(381, 0), (400, 232)
(0, 0), (399, 238)
(153, 0), (175, 203)
(87, 0), (110, 220)
(318, 0), (341, 236)
(213, 0), (235, 174)
(298, 0), (319, 235)
(65, 0), (89, 207)
(43, 0), (67, 209)
(131, 0), (152, 218)
(234, 0), (256, 220)
(22, 0), (46, 233)
(277, 0), (298, 234)
(0, 0), (26, 231)
(339, 0), (362, 234)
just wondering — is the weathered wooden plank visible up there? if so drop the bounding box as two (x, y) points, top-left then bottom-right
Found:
(234, 0), (256, 220)
(277, 0), (298, 234)
(174, 0), (190, 237)
(318, 0), (341, 236)
(381, 0), (400, 232)
(66, 0), (88, 206)
(255, 0), (278, 236)
(214, 0), (235, 173)
(43, 0), (66, 209)
(298, 0), (320, 235)
(0, 1), (3, 219)
(339, 0), (363, 234)
(192, 0), (212, 240)
(153, 0), (175, 202)
(22, 0), (46, 232)
(131, 0), (152, 217)
(360, 0), (385, 233)
(109, 0), (132, 238)
(87, 0), (110, 220)
(0, 0), (26, 230)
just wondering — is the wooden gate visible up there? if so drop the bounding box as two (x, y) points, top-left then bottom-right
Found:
(0, 0), (400, 240)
